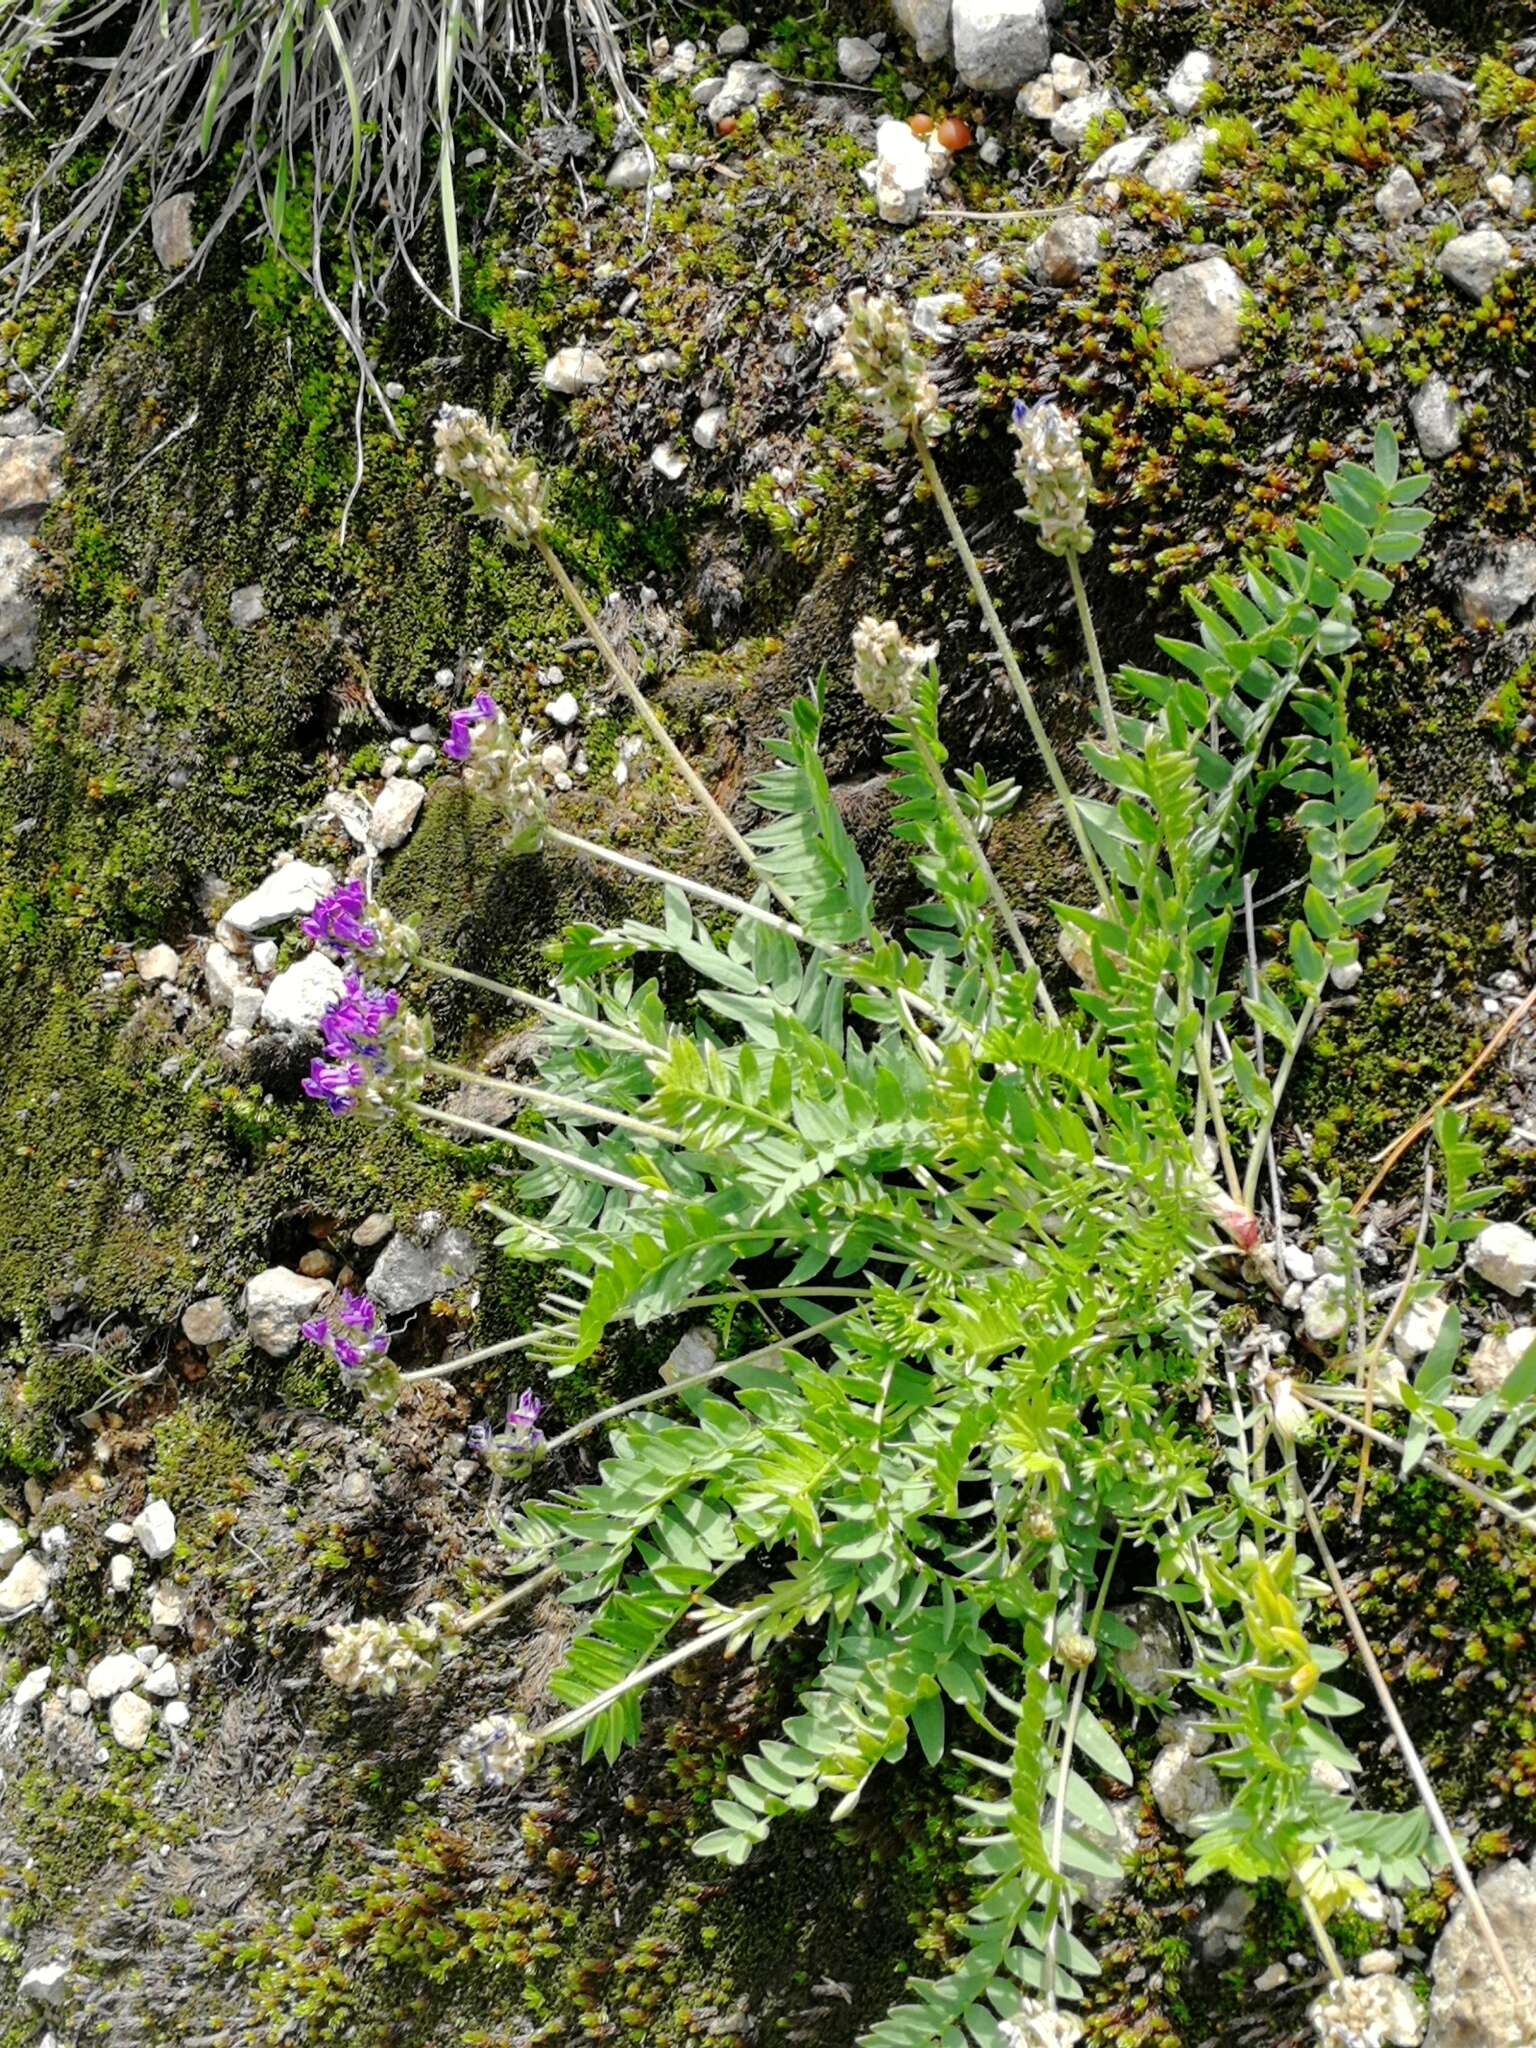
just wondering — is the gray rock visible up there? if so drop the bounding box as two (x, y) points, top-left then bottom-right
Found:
(244, 1266), (332, 1357)
(689, 73), (726, 107)
(1050, 51), (1091, 97)
(716, 22), (750, 55)
(203, 939), (247, 1010)
(0, 1514), (26, 1571)
(370, 775), (425, 849)
(109, 1553), (134, 1595)
(1470, 1326), (1536, 1393)
(1027, 213), (1108, 284)
(0, 1550), (48, 1616)
(150, 190), (196, 269)
(260, 951), (345, 1034)
(1375, 165), (1423, 228)
(691, 407), (726, 451)
(1110, 1598), (1183, 1695)
(661, 1325), (720, 1385)
(181, 1296), (236, 1349)
(134, 943), (179, 984)
(891, 0), (952, 62)
(1147, 256), (1249, 368)
(12, 1662), (50, 1714)
(353, 1211), (395, 1251)
(109, 1690), (154, 1750)
(1150, 1730), (1225, 1836)
(368, 1226), (479, 1314)
(221, 861), (334, 937)
(1438, 228), (1515, 300)
(1050, 89), (1112, 150)
(912, 292), (967, 341)
(952, 0), (1050, 91)
(1165, 50), (1213, 114)
(1393, 1295), (1449, 1361)
(1312, 1977), (1423, 2048)
(544, 344), (610, 393)
(132, 1498), (176, 1560)
(837, 35), (881, 82)
(142, 1662), (179, 1699)
(871, 117), (932, 225)
(0, 431), (65, 519)
(1469, 1219), (1536, 1293)
(1018, 75), (1060, 120)
(1410, 375), (1463, 459)
(19, 1962), (69, 2007)
(545, 689), (581, 725)
(1083, 131), (1157, 184)
(0, 529), (41, 670)
(87, 1651), (146, 1699)
(1459, 541), (1536, 628)
(706, 60), (779, 125)
(229, 582), (265, 628)
(163, 1698), (191, 1729)
(149, 1582), (185, 1633)
(1143, 127), (1218, 195)
(1425, 1854), (1536, 2048)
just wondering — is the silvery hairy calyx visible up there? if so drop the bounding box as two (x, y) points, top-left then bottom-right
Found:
(298, 341), (1522, 2047)
(434, 405), (546, 543)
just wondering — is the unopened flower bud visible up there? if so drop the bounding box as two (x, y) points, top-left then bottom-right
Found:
(1267, 1372), (1312, 1443)
(434, 407), (545, 543)
(851, 615), (936, 715)
(1010, 399), (1093, 558)
(321, 1603), (462, 1698)
(828, 290), (950, 449)
(1025, 1505), (1056, 1542)
(1055, 1630), (1097, 1671)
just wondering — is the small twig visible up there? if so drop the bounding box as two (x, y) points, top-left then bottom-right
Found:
(1353, 987), (1536, 1214)
(109, 405), (200, 501)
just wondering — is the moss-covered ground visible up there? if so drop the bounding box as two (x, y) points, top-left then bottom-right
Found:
(1, 0), (1535, 2039)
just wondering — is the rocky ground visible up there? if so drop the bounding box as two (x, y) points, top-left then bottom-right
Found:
(3, 0), (1536, 2042)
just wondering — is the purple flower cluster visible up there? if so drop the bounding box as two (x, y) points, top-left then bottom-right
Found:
(469, 1388), (546, 1473)
(302, 974), (402, 1116)
(444, 690), (499, 763)
(301, 1290), (391, 1373)
(301, 877), (377, 959)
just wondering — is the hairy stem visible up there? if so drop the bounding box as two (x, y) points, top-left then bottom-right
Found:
(412, 1099), (672, 1200)
(1241, 996), (1318, 1211)
(1065, 550), (1119, 754)
(418, 955), (658, 1055)
(428, 1058), (692, 1148)
(548, 825), (811, 943)
(911, 434), (1111, 910)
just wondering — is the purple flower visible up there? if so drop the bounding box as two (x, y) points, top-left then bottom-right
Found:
(444, 690), (499, 762)
(303, 1057), (366, 1115)
(303, 1292), (395, 1401)
(337, 1289), (377, 1333)
(319, 975), (401, 1062)
(301, 877), (377, 958)
(470, 1387), (547, 1472)
(300, 1314), (331, 1345)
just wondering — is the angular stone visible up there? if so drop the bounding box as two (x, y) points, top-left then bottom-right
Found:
(222, 861), (334, 937)
(0, 529), (41, 670)
(0, 1550), (48, 1616)
(87, 1651), (146, 1699)
(150, 190), (196, 269)
(872, 118), (932, 225)
(368, 1226), (480, 1315)
(203, 939), (247, 1009)
(1438, 228), (1514, 300)
(19, 1961), (69, 2006)
(953, 0), (1049, 91)
(13, 1662), (50, 1713)
(229, 582), (265, 627)
(1469, 1219), (1536, 1293)
(891, 0), (952, 63)
(352, 1212), (395, 1251)
(142, 1662), (179, 1699)
(150, 1582), (185, 1633)
(163, 1698), (191, 1729)
(131, 1497), (176, 1562)
(134, 943), (179, 984)
(706, 60), (778, 125)
(1050, 51), (1091, 97)
(661, 1325), (719, 1385)
(1147, 255), (1249, 369)
(837, 36), (881, 83)
(1050, 88), (1111, 149)
(543, 345), (610, 392)
(244, 1266), (332, 1356)
(1469, 1326), (1536, 1394)
(1027, 213), (1108, 284)
(1110, 1598), (1182, 1695)
(260, 950), (345, 1034)
(1083, 132), (1157, 185)
(1165, 50), (1213, 115)
(181, 1296), (236, 1349)
(369, 775), (425, 850)
(0, 1515), (24, 1571)
(691, 407), (726, 451)
(1410, 375), (1463, 459)
(1375, 165), (1423, 228)
(1458, 541), (1536, 628)
(1312, 1977), (1423, 2048)
(1150, 1733), (1225, 1836)
(1017, 75), (1060, 120)
(109, 1553), (134, 1595)
(109, 1690), (154, 1750)
(1143, 127), (1218, 195)
(1393, 1295), (1449, 1361)
(0, 431), (65, 519)
(1425, 1854), (1536, 2048)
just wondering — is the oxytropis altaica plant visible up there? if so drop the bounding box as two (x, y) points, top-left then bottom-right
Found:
(293, 300), (1536, 2047)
